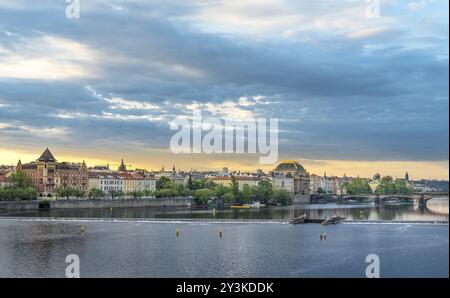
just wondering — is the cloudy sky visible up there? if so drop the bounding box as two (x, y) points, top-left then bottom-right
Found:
(0, 0), (448, 179)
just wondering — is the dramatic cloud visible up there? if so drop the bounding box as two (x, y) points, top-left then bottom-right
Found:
(0, 0), (448, 177)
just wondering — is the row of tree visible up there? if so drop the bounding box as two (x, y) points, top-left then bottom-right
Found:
(0, 171), (37, 201)
(156, 176), (291, 205)
(344, 178), (372, 195)
(344, 176), (413, 195)
(374, 176), (413, 195)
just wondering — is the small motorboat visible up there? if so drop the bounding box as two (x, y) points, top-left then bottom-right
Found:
(243, 202), (266, 208)
(230, 205), (251, 209)
(322, 216), (346, 225)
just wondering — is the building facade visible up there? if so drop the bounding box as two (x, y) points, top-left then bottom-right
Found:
(88, 173), (123, 194)
(310, 173), (350, 195)
(89, 171), (156, 197)
(212, 176), (261, 191)
(18, 148), (88, 198)
(270, 175), (295, 195)
(0, 167), (13, 188)
(273, 160), (310, 202)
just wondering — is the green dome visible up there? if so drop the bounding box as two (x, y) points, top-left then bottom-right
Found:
(274, 160), (305, 173)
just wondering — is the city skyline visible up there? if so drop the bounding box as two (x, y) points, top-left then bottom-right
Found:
(0, 1), (448, 180)
(0, 147), (447, 180)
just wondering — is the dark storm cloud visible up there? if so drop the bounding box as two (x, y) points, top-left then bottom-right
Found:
(0, 0), (448, 161)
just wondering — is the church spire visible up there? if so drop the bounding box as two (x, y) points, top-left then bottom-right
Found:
(118, 158), (126, 172)
(17, 159), (22, 171)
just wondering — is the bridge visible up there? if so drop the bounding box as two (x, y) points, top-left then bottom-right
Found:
(310, 192), (449, 206)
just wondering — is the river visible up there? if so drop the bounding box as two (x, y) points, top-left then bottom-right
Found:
(0, 198), (448, 278)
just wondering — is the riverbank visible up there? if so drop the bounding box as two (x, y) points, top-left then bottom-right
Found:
(0, 197), (195, 211)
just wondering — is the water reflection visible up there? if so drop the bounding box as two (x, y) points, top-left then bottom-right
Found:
(1, 198), (447, 221)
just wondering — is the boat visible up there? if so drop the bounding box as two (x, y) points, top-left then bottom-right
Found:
(243, 202), (266, 208)
(322, 216), (346, 225)
(230, 205), (251, 209)
(290, 214), (307, 224)
(384, 198), (414, 205)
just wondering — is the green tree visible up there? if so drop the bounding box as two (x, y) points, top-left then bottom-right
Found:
(72, 188), (85, 199)
(154, 188), (178, 198)
(187, 174), (193, 190)
(89, 188), (105, 199)
(346, 178), (371, 195)
(127, 190), (143, 199)
(230, 176), (239, 198)
(108, 189), (124, 199)
(375, 176), (413, 195)
(213, 184), (229, 199)
(240, 184), (254, 203)
(9, 171), (33, 188)
(194, 188), (214, 204)
(142, 189), (154, 198)
(180, 188), (194, 197)
(272, 188), (291, 205)
(254, 180), (272, 204)
(204, 179), (216, 190)
(0, 186), (36, 201)
(222, 192), (235, 203)
(156, 176), (172, 190)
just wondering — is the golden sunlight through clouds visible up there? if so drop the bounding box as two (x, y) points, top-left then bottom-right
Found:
(1, 147), (448, 180)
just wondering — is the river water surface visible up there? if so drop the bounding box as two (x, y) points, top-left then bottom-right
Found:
(0, 198), (448, 278)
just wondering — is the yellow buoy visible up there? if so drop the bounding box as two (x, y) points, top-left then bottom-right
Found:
(176, 228), (180, 237)
(81, 226), (85, 233)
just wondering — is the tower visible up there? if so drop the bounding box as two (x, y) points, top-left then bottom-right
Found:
(118, 158), (126, 172)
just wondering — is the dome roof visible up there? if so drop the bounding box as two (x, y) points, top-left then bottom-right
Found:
(274, 160), (305, 173)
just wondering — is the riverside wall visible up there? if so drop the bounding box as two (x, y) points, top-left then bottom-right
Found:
(0, 197), (195, 211)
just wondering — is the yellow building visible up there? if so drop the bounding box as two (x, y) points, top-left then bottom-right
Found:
(212, 176), (261, 190)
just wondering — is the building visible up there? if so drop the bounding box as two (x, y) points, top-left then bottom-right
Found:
(136, 175), (156, 192)
(270, 174), (295, 195)
(88, 172), (123, 194)
(89, 170), (156, 197)
(212, 176), (261, 191)
(0, 167), (13, 188)
(310, 173), (350, 195)
(89, 164), (111, 172)
(273, 160), (310, 202)
(18, 148), (88, 198)
(154, 165), (185, 185)
(309, 174), (321, 194)
(120, 172), (156, 194)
